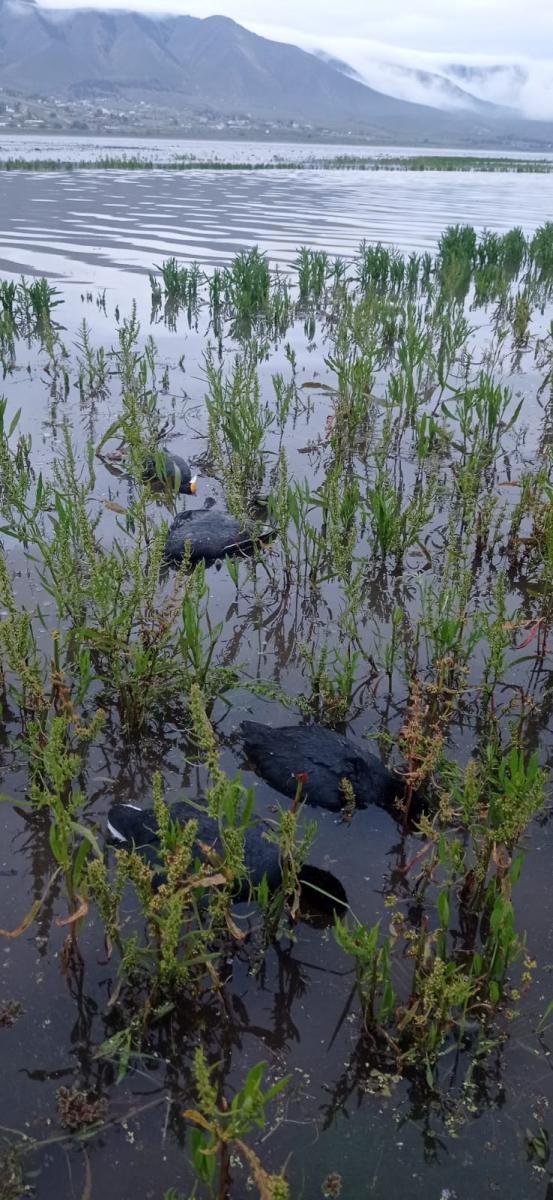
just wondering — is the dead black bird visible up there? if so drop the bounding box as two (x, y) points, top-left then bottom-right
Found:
(107, 800), (347, 912)
(164, 505), (273, 565)
(241, 720), (402, 816)
(143, 448), (198, 496)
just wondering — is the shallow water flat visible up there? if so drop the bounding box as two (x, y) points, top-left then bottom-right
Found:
(0, 160), (553, 1200)
(0, 166), (552, 287)
(3, 134), (553, 165)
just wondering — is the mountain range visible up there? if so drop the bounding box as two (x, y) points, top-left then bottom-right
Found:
(0, 0), (552, 148)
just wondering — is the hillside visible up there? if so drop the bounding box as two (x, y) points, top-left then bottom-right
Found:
(0, 2), (551, 147)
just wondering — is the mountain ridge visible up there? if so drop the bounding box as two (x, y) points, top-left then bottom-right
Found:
(0, 4), (551, 147)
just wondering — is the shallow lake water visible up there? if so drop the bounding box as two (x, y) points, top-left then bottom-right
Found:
(3, 134), (553, 166)
(0, 165), (552, 289)
(1, 159), (553, 1200)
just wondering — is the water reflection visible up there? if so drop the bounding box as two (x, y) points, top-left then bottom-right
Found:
(0, 169), (552, 286)
(2, 183), (553, 1200)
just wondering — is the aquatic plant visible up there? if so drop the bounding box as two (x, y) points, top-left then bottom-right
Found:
(1, 220), (553, 1196)
(205, 347), (274, 505)
(184, 1051), (290, 1199)
(531, 222), (553, 274)
(75, 319), (109, 400)
(0, 154), (552, 173)
(295, 246), (329, 304)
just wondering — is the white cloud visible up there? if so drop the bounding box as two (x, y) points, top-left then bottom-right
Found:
(37, 0), (553, 56)
(246, 21), (553, 119)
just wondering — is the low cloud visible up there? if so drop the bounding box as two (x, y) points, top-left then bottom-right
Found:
(251, 23), (553, 121)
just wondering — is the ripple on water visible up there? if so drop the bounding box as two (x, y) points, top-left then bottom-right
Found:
(0, 166), (551, 284)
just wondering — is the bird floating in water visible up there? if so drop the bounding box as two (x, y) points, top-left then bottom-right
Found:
(143, 447), (197, 495)
(164, 506), (273, 565)
(241, 720), (402, 815)
(107, 800), (347, 911)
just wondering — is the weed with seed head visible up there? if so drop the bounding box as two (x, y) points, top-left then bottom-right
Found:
(185, 1050), (290, 1199)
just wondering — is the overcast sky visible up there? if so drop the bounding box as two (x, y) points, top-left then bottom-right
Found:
(38, 0), (553, 59)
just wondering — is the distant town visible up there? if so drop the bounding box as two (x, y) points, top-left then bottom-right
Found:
(0, 87), (340, 140)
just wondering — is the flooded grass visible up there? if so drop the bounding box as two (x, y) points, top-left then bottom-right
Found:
(0, 153), (552, 173)
(1, 220), (553, 1197)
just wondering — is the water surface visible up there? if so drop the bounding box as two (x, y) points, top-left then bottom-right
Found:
(2, 134), (553, 165)
(0, 165), (553, 1200)
(0, 166), (551, 291)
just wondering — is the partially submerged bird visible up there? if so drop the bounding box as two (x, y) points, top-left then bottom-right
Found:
(107, 800), (347, 911)
(143, 448), (197, 496)
(241, 721), (401, 815)
(164, 506), (273, 565)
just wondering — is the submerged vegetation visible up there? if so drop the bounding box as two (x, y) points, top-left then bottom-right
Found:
(1, 220), (553, 1196)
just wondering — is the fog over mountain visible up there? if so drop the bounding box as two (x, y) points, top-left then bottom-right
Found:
(251, 24), (553, 122)
(0, 0), (552, 144)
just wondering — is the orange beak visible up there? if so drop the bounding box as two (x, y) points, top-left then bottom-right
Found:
(189, 477), (197, 495)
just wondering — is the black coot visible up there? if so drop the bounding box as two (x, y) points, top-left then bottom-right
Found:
(143, 448), (197, 496)
(241, 721), (401, 814)
(164, 507), (272, 565)
(107, 800), (347, 910)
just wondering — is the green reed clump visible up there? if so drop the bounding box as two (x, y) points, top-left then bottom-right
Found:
(437, 225), (478, 300)
(272, 371), (296, 432)
(476, 229), (504, 270)
(334, 917), (396, 1030)
(100, 312), (170, 470)
(500, 226), (527, 275)
(0, 395), (244, 733)
(387, 301), (433, 420)
(157, 257), (202, 305)
(222, 248), (271, 319)
(152, 259), (202, 330)
(414, 411), (448, 460)
(90, 695), (278, 1006)
(0, 276), (63, 349)
(419, 570), (483, 683)
(323, 342), (378, 459)
(205, 347), (274, 504)
(300, 641), (362, 724)
(90, 751), (252, 1003)
(530, 222), (553, 274)
(75, 319), (109, 400)
(334, 902), (478, 1081)
(335, 740), (541, 1079)
(438, 224), (477, 267)
(455, 746), (545, 894)
(295, 247), (329, 303)
(0, 442), (162, 725)
(356, 241), (404, 294)
(511, 291), (531, 343)
(277, 477), (325, 582)
(0, 703), (104, 961)
(443, 371), (522, 465)
(480, 572), (510, 701)
(0, 279), (16, 323)
(263, 804), (318, 936)
(26, 277), (62, 326)
(89, 793), (222, 999)
(367, 469), (436, 561)
(0, 544), (50, 719)
(473, 262), (510, 307)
